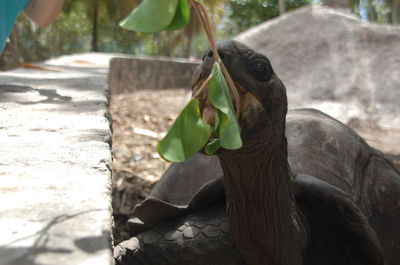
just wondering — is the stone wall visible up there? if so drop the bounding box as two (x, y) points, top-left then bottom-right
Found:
(109, 56), (200, 94)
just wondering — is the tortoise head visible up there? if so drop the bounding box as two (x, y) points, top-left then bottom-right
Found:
(192, 40), (288, 152)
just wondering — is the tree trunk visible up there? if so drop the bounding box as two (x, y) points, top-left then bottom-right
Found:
(392, 0), (399, 24)
(279, 0), (286, 15)
(183, 6), (198, 58)
(91, 0), (99, 52)
(324, 0), (350, 8)
(0, 28), (24, 70)
(368, 0), (377, 22)
(185, 32), (192, 58)
(20, 21), (46, 62)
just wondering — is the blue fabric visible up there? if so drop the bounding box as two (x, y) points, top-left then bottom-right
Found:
(0, 0), (30, 53)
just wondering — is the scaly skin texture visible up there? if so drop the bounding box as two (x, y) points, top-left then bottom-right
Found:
(114, 204), (244, 265)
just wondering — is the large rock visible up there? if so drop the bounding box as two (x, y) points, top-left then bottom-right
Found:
(235, 6), (400, 131)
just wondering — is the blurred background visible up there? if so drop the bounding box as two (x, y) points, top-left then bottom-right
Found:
(1, 0), (398, 70)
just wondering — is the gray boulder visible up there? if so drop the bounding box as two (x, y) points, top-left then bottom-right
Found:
(235, 6), (400, 131)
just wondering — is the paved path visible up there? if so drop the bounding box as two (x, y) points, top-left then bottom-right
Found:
(0, 54), (116, 265)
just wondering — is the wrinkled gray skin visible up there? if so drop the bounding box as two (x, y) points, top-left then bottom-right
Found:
(114, 41), (400, 265)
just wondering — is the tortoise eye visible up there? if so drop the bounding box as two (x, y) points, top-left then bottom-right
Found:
(202, 49), (213, 61)
(254, 61), (266, 73)
(249, 58), (272, 81)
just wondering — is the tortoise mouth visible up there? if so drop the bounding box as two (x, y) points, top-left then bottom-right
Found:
(202, 103), (216, 127)
(192, 76), (241, 128)
(192, 71), (268, 154)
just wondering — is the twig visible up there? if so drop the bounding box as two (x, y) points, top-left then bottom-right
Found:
(193, 73), (213, 98)
(190, 0), (241, 119)
(190, 1), (218, 60)
(219, 62), (241, 119)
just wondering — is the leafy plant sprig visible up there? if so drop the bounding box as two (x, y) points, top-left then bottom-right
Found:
(120, 0), (242, 162)
(189, 0), (241, 119)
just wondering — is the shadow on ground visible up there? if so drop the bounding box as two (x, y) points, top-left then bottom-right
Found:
(0, 84), (72, 105)
(1, 210), (109, 265)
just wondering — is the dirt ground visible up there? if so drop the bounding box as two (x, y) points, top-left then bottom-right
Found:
(110, 89), (400, 245)
(111, 89), (190, 244)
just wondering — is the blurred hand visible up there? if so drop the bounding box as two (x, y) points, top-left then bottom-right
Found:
(24, 0), (64, 27)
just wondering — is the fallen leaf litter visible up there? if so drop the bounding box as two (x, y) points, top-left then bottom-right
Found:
(111, 89), (190, 244)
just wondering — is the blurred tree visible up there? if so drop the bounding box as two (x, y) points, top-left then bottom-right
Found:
(226, 0), (311, 33)
(367, 0), (378, 22)
(360, 0), (399, 24)
(203, 0), (230, 24)
(334, 0), (398, 24)
(279, 0), (287, 14)
(324, 0), (350, 8)
(387, 0), (399, 23)
(0, 28), (24, 69)
(63, 0), (139, 52)
(1, 0), (398, 71)
(125, 0), (229, 58)
(174, 0), (228, 57)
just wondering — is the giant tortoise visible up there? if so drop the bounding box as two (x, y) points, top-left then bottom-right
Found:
(114, 40), (400, 265)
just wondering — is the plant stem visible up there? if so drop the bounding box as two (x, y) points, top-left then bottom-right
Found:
(190, 0), (241, 119)
(193, 73), (213, 98)
(190, 0), (219, 60)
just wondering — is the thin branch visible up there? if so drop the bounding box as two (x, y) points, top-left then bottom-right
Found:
(193, 73), (213, 98)
(190, 0), (218, 60)
(189, 0), (241, 119)
(219, 62), (241, 119)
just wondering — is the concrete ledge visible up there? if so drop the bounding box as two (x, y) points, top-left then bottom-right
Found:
(108, 56), (200, 94)
(0, 54), (114, 265)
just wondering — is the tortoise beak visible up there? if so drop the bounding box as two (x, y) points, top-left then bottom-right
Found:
(192, 75), (263, 130)
(191, 59), (266, 136)
(202, 103), (216, 126)
(191, 74), (218, 127)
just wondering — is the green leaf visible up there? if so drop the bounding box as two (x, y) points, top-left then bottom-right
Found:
(119, 0), (179, 32)
(157, 98), (212, 162)
(205, 138), (221, 155)
(158, 62), (242, 161)
(209, 62), (242, 150)
(164, 0), (190, 30)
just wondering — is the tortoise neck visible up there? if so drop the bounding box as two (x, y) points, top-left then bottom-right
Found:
(218, 132), (306, 265)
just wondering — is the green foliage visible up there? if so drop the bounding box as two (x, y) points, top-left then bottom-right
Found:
(124, 0), (242, 161)
(158, 61), (242, 162)
(6, 0), (399, 65)
(207, 62), (242, 152)
(120, 0), (183, 32)
(157, 98), (212, 162)
(165, 0), (191, 30)
(227, 0), (311, 33)
(37, 1), (92, 56)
